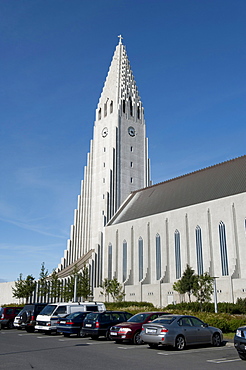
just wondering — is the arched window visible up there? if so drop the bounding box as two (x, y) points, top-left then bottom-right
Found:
(219, 221), (229, 276)
(98, 108), (101, 120)
(110, 100), (113, 113)
(104, 102), (107, 117)
(156, 234), (161, 280)
(137, 105), (140, 119)
(174, 230), (181, 279)
(108, 243), (112, 279)
(122, 99), (126, 113)
(123, 240), (127, 281)
(138, 237), (143, 281)
(195, 226), (203, 275)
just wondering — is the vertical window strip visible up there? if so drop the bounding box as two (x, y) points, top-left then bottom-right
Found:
(174, 230), (181, 279)
(138, 238), (143, 281)
(108, 244), (112, 280)
(123, 241), (127, 281)
(219, 222), (229, 276)
(156, 234), (161, 280)
(195, 226), (204, 275)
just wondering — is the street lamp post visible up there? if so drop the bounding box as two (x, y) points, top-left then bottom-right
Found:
(213, 277), (218, 313)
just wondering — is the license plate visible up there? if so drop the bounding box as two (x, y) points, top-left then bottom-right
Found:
(85, 324), (92, 327)
(60, 321), (66, 324)
(110, 332), (117, 335)
(146, 328), (157, 334)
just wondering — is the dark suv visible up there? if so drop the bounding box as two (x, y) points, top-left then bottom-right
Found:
(82, 311), (132, 339)
(0, 306), (23, 329)
(14, 303), (47, 332)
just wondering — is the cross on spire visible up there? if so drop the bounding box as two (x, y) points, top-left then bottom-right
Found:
(118, 34), (123, 44)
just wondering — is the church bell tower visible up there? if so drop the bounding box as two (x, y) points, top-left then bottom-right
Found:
(58, 36), (151, 289)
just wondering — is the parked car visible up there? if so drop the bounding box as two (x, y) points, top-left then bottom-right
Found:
(14, 303), (47, 332)
(0, 306), (23, 329)
(110, 311), (166, 344)
(35, 301), (106, 334)
(82, 311), (132, 339)
(234, 325), (246, 360)
(140, 314), (223, 350)
(57, 311), (90, 337)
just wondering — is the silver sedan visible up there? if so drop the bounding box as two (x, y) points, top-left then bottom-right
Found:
(140, 314), (223, 350)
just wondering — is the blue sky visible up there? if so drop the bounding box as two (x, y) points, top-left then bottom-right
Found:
(0, 0), (245, 283)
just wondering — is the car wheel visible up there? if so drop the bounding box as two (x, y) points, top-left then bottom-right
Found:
(212, 333), (221, 347)
(238, 352), (246, 361)
(148, 343), (158, 349)
(175, 335), (186, 350)
(133, 331), (143, 345)
(7, 321), (14, 329)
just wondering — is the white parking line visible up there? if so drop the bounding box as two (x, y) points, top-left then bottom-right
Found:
(157, 346), (235, 356)
(207, 358), (241, 363)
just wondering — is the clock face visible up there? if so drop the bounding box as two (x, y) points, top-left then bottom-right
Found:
(128, 126), (135, 137)
(102, 127), (108, 137)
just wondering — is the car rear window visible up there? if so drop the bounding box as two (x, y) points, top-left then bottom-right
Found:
(85, 313), (99, 321)
(127, 313), (150, 323)
(152, 316), (176, 325)
(85, 305), (98, 312)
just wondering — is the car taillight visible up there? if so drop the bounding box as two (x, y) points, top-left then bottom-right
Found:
(30, 315), (35, 321)
(95, 321), (100, 328)
(66, 322), (74, 325)
(161, 328), (168, 333)
(57, 321), (60, 324)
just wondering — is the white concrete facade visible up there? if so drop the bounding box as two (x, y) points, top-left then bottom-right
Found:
(94, 191), (246, 306)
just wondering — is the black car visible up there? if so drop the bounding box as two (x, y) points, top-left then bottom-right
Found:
(234, 325), (246, 360)
(82, 311), (132, 339)
(14, 303), (47, 332)
(57, 311), (89, 337)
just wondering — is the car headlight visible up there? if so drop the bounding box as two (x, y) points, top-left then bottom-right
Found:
(236, 329), (242, 337)
(118, 328), (132, 334)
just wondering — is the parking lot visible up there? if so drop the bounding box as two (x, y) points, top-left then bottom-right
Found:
(0, 329), (243, 370)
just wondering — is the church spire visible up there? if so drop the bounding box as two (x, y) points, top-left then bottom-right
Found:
(96, 36), (142, 122)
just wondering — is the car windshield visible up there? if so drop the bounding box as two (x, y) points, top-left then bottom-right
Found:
(152, 316), (176, 325)
(127, 313), (150, 323)
(39, 305), (56, 316)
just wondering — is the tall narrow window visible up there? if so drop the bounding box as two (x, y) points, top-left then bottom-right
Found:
(129, 96), (133, 116)
(156, 234), (161, 280)
(137, 105), (140, 119)
(104, 102), (107, 117)
(195, 226), (203, 275)
(98, 108), (101, 120)
(123, 99), (126, 113)
(138, 237), (143, 281)
(108, 243), (112, 280)
(110, 100), (113, 113)
(174, 230), (181, 279)
(219, 221), (229, 276)
(123, 240), (127, 281)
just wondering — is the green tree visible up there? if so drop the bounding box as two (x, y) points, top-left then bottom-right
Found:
(193, 272), (214, 310)
(38, 262), (49, 301)
(108, 278), (125, 302)
(12, 273), (25, 301)
(173, 265), (196, 302)
(77, 264), (92, 300)
(100, 278), (111, 302)
(12, 274), (36, 303)
(50, 270), (61, 301)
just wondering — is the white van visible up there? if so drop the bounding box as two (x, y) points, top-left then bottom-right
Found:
(35, 301), (106, 333)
